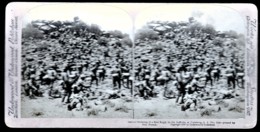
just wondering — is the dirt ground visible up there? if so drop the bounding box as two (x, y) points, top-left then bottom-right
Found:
(21, 82), (245, 119)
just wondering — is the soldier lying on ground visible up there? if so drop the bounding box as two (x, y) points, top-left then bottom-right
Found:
(67, 91), (85, 111)
(137, 80), (156, 100)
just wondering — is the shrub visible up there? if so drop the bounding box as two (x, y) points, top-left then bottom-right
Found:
(151, 42), (164, 51)
(121, 37), (133, 47)
(212, 37), (224, 47)
(89, 24), (102, 35)
(72, 21), (88, 32)
(167, 21), (178, 28)
(186, 22), (216, 37)
(108, 30), (124, 39)
(202, 24), (216, 35)
(135, 27), (159, 40)
(97, 36), (108, 46)
(224, 30), (239, 39)
(235, 34), (245, 49)
(185, 22), (203, 36)
(22, 23), (44, 39)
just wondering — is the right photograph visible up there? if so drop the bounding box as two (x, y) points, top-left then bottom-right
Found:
(133, 4), (245, 119)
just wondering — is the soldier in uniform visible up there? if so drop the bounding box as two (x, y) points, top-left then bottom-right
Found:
(67, 91), (84, 111)
(138, 80), (154, 100)
(212, 66), (221, 83)
(121, 65), (131, 88)
(97, 64), (106, 82)
(235, 64), (244, 88)
(25, 75), (41, 99)
(175, 67), (193, 104)
(205, 64), (213, 87)
(134, 64), (142, 81)
(225, 65), (236, 89)
(62, 71), (79, 104)
(111, 66), (121, 89)
(90, 64), (99, 87)
(73, 75), (91, 94)
(103, 48), (110, 61)
(42, 65), (58, 98)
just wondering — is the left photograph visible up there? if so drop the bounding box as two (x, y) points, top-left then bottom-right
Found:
(21, 4), (134, 118)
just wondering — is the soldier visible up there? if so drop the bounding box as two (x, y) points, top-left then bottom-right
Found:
(43, 66), (57, 98)
(22, 64), (27, 80)
(121, 65), (131, 88)
(198, 61), (205, 72)
(73, 75), (91, 94)
(67, 91), (84, 111)
(188, 75), (205, 93)
(235, 64), (244, 88)
(164, 79), (178, 99)
(38, 65), (46, 84)
(82, 60), (90, 72)
(205, 64), (213, 87)
(62, 72), (79, 104)
(225, 65), (236, 89)
(90, 64), (99, 87)
(142, 65), (151, 81)
(111, 66), (121, 89)
(154, 68), (161, 86)
(157, 67), (171, 87)
(134, 64), (142, 81)
(175, 69), (193, 104)
(97, 64), (106, 82)
(103, 48), (110, 61)
(138, 80), (154, 100)
(212, 66), (221, 83)
(24, 64), (35, 80)
(25, 75), (41, 99)
(181, 93), (198, 111)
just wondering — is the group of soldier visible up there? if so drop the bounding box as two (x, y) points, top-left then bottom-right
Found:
(133, 29), (245, 111)
(22, 26), (136, 111)
(22, 22), (245, 112)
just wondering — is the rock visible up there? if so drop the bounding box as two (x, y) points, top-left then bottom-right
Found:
(200, 109), (212, 116)
(114, 105), (129, 113)
(217, 100), (229, 108)
(228, 105), (244, 113)
(26, 57), (34, 61)
(208, 100), (217, 105)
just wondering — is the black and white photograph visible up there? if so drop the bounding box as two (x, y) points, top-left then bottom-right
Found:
(5, 3), (257, 128)
(21, 4), (134, 118)
(132, 5), (246, 118)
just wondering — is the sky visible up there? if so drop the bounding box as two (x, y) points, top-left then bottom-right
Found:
(22, 3), (246, 39)
(22, 4), (134, 37)
(134, 4), (246, 34)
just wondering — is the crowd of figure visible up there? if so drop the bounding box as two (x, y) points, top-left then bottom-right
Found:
(22, 20), (245, 112)
(22, 24), (134, 111)
(133, 26), (245, 111)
